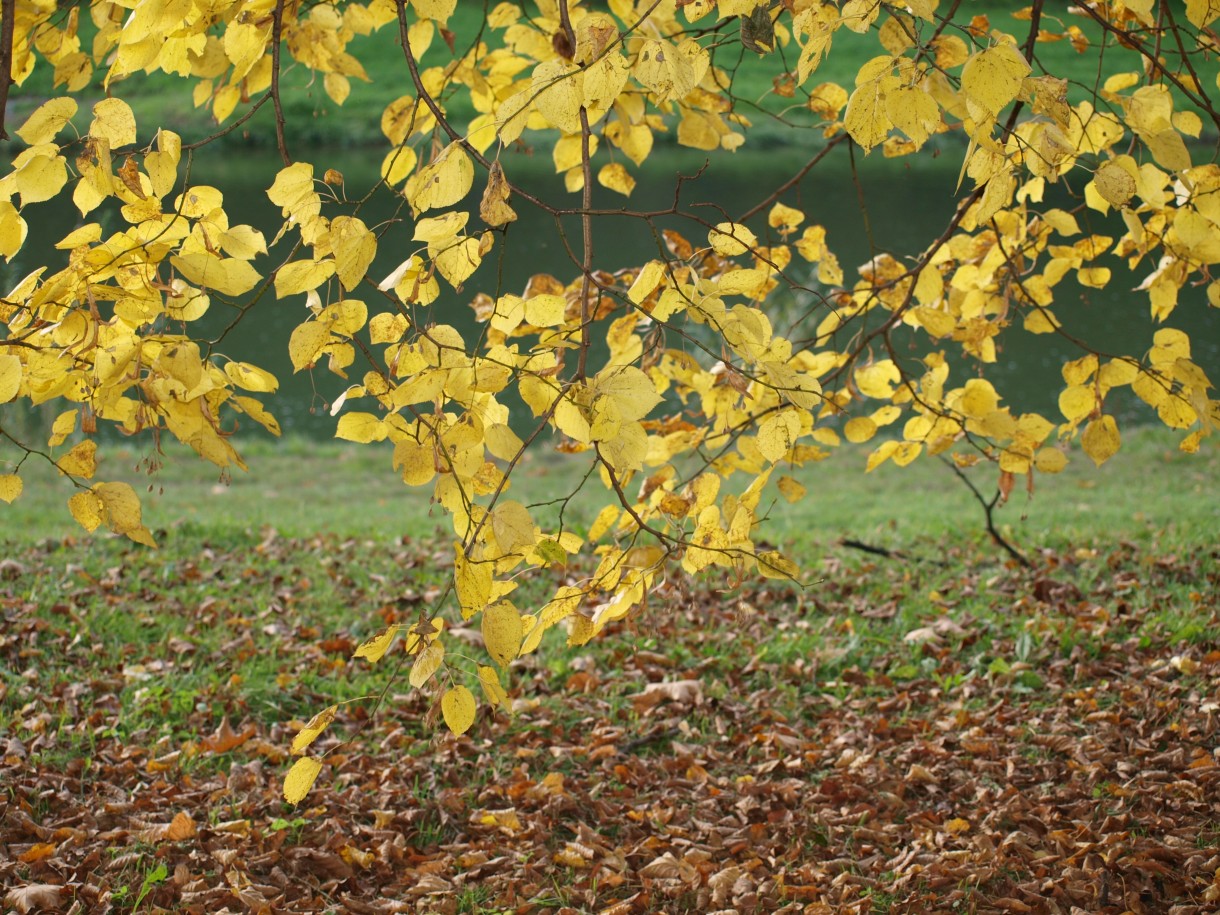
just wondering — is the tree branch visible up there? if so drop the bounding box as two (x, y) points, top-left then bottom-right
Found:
(271, 0), (291, 166)
(941, 456), (1032, 568)
(0, 0), (14, 140)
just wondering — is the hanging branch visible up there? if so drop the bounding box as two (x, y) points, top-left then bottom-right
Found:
(271, 0), (291, 165)
(941, 456), (1033, 568)
(557, 0), (596, 382)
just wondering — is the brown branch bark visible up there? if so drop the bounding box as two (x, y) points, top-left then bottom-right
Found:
(0, 0), (15, 140)
(271, 0), (291, 165)
(941, 456), (1032, 569)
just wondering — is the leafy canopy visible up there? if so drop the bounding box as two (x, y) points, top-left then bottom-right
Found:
(0, 0), (1217, 802)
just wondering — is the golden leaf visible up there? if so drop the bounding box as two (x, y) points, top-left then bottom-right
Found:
(482, 601), (523, 669)
(283, 756), (323, 805)
(442, 685), (477, 736)
(291, 705), (337, 754)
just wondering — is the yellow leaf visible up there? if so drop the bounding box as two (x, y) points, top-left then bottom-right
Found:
(354, 624), (400, 663)
(844, 416), (877, 443)
(776, 475), (806, 503)
(57, 440), (97, 478)
(0, 354), (21, 403)
(94, 481), (137, 526)
(1157, 395), (1197, 429)
(961, 44), (1030, 118)
(855, 360), (901, 399)
(844, 75), (896, 153)
(482, 601), (523, 669)
(283, 756), (323, 804)
(442, 685), (477, 736)
(276, 259), (336, 298)
(885, 84), (940, 149)
(392, 439), (435, 486)
(1094, 161), (1136, 208)
(224, 362), (278, 393)
(324, 72), (350, 106)
(1058, 385), (1095, 423)
(0, 200), (27, 260)
(628, 261), (666, 305)
(866, 440), (900, 471)
(491, 500), (535, 553)
(758, 550), (799, 580)
(524, 294), (565, 327)
(69, 491), (103, 532)
(597, 163), (635, 197)
(432, 236), (483, 288)
(768, 202), (805, 234)
(17, 98), (78, 145)
(409, 639), (445, 688)
(959, 379), (1000, 419)
(757, 410), (800, 462)
(291, 705), (337, 754)
(1081, 415), (1120, 466)
(288, 322), (332, 372)
(633, 38), (707, 103)
(1034, 447), (1068, 473)
(709, 222), (757, 257)
(47, 410), (78, 448)
(406, 143), (474, 214)
(330, 216), (376, 292)
(267, 162), (319, 221)
(233, 396), (281, 436)
(1185, 0), (1220, 28)
(89, 98), (138, 147)
(14, 152), (68, 206)
(0, 474), (22, 503)
(455, 550), (493, 620)
(335, 413), (387, 443)
(412, 0), (457, 23)
(594, 366), (662, 421)
(477, 664), (508, 709)
(171, 253), (261, 296)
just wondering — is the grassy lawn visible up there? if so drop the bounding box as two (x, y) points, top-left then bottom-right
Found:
(1, 425), (1217, 911)
(2, 424), (1214, 551)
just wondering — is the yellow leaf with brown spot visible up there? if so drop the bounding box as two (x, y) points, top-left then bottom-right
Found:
(292, 705), (337, 754)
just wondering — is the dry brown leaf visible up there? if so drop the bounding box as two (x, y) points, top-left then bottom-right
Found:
(630, 679), (703, 710)
(200, 716), (256, 754)
(5, 885), (64, 913)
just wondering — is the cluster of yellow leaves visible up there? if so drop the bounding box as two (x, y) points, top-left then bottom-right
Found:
(1, 100), (281, 542)
(2, 1), (1216, 806)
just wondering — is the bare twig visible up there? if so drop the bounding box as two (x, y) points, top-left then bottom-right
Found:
(271, 0), (291, 165)
(941, 457), (1032, 568)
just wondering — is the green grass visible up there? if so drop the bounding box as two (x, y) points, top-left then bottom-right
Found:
(7, 3), (1162, 150)
(6, 422), (1211, 765)
(2, 424), (1213, 554)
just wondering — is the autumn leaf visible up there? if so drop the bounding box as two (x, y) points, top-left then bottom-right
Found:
(283, 756), (323, 804)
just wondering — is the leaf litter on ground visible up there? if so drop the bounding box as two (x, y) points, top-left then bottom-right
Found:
(1, 531), (1217, 913)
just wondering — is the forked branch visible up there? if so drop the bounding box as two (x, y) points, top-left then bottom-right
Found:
(941, 457), (1032, 569)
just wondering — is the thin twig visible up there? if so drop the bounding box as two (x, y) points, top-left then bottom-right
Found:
(271, 0), (291, 165)
(940, 457), (1032, 568)
(576, 105), (594, 381)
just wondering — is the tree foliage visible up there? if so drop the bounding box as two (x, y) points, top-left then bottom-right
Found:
(0, 0), (1217, 800)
